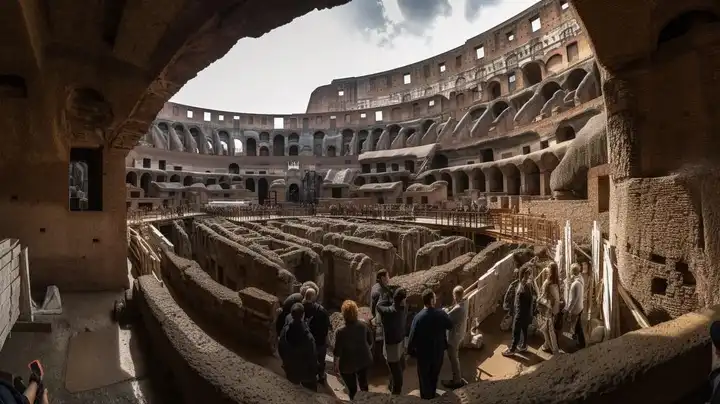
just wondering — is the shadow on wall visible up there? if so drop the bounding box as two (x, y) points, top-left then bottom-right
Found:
(135, 269), (719, 404)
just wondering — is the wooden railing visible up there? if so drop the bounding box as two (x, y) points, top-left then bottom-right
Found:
(127, 205), (561, 247)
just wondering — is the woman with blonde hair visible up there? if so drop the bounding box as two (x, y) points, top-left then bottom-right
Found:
(538, 262), (561, 354)
(333, 300), (374, 400)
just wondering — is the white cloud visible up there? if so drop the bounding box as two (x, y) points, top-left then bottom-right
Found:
(171, 0), (537, 114)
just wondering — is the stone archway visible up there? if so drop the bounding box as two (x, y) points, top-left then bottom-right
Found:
(140, 173), (152, 195)
(245, 178), (255, 192)
(441, 172), (453, 198)
(125, 172), (137, 186)
(289, 145), (299, 156)
(273, 135), (285, 156)
(258, 178), (269, 204)
(288, 183), (300, 203)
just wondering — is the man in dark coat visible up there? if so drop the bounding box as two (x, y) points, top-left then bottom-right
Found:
(377, 287), (408, 395)
(302, 288), (331, 384)
(503, 266), (535, 357)
(275, 281), (319, 336)
(407, 289), (453, 399)
(278, 303), (318, 391)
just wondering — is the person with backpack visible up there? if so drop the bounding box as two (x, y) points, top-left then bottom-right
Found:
(278, 303), (318, 391)
(302, 288), (331, 385)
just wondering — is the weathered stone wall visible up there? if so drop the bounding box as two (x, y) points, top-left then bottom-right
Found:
(322, 244), (375, 307)
(414, 236), (475, 272)
(322, 232), (396, 274)
(161, 248), (278, 353)
(466, 252), (518, 325)
(134, 275), (338, 404)
(612, 172), (717, 323)
(390, 253), (476, 312)
(170, 221), (193, 259)
(191, 221), (296, 300)
(0, 239), (20, 352)
(239, 221), (324, 256)
(461, 241), (519, 285)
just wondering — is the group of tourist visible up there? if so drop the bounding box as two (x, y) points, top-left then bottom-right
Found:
(274, 270), (470, 400)
(501, 261), (587, 357)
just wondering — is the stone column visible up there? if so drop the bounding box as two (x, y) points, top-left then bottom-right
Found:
(540, 171), (551, 196)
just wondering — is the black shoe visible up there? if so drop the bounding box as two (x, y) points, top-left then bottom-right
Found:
(502, 349), (516, 357)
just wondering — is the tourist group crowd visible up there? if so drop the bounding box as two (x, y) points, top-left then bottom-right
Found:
(275, 269), (468, 400)
(274, 260), (592, 400)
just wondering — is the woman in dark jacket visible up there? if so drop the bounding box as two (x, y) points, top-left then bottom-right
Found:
(333, 300), (374, 400)
(278, 303), (318, 391)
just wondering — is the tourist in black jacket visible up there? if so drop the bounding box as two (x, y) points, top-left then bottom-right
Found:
(377, 287), (408, 395)
(503, 266), (535, 357)
(275, 281), (319, 336)
(407, 289), (453, 400)
(302, 288), (331, 384)
(278, 303), (318, 391)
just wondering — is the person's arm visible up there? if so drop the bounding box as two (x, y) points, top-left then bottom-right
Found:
(365, 323), (373, 347)
(370, 287), (380, 316)
(332, 329), (342, 358)
(440, 309), (454, 330)
(406, 314), (420, 356)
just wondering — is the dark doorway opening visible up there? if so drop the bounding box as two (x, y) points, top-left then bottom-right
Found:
(288, 183), (300, 203)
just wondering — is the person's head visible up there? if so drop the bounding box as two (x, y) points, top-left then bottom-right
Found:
(376, 269), (389, 286)
(422, 289), (436, 308)
(570, 263), (582, 277)
(452, 285), (464, 303)
(711, 321), (720, 358)
(393, 287), (407, 306)
(341, 300), (359, 324)
(513, 267), (520, 279)
(290, 302), (304, 322)
(299, 281), (319, 297)
(546, 262), (559, 285)
(303, 287), (317, 303)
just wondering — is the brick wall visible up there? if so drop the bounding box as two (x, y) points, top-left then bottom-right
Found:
(0, 239), (21, 352)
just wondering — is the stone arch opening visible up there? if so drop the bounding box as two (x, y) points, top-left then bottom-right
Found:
(540, 81), (562, 103)
(556, 125), (576, 143)
(522, 62), (543, 86)
(233, 139), (243, 155)
(289, 145), (299, 156)
(545, 54), (563, 74)
(259, 146), (269, 156)
(140, 173), (152, 195)
(441, 173), (454, 198)
(404, 160), (415, 173)
(431, 154), (448, 169)
(382, 175), (391, 183)
(169, 174), (181, 182)
(520, 159), (541, 195)
(511, 92), (533, 111)
(354, 177), (366, 186)
(503, 165), (521, 195)
(456, 171), (469, 195)
(259, 132), (270, 143)
(342, 129), (354, 155)
(229, 163), (239, 174)
(289, 133), (299, 143)
(388, 125), (401, 146)
(657, 10), (720, 46)
(327, 146), (337, 157)
(183, 176), (193, 186)
(358, 130), (368, 152)
(470, 168), (486, 192)
(566, 69), (588, 92)
(245, 178), (256, 192)
(423, 175), (434, 185)
(273, 135), (285, 156)
(206, 139), (215, 155)
(220, 182), (230, 190)
(421, 120), (434, 136)
(246, 138), (257, 156)
(455, 76), (466, 88)
(218, 131), (230, 155)
(492, 101), (510, 119)
(485, 167), (503, 192)
(369, 177), (378, 184)
(488, 81), (501, 100)
(157, 122), (169, 134)
(258, 178), (269, 204)
(470, 107), (487, 121)
(189, 128), (202, 153)
(288, 183), (300, 203)
(313, 131), (325, 156)
(125, 172), (137, 186)
(371, 128), (383, 151)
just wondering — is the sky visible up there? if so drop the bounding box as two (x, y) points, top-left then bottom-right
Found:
(171, 0), (539, 115)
